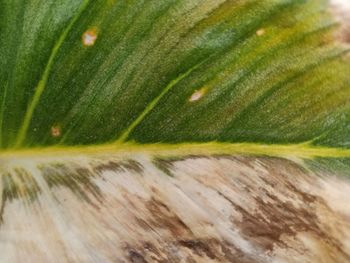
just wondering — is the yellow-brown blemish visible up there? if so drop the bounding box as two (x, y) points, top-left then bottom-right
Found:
(82, 28), (98, 46)
(51, 126), (61, 138)
(189, 88), (208, 102)
(256, 28), (265, 36)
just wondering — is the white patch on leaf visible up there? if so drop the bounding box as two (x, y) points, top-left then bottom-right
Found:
(82, 29), (97, 46)
(256, 28), (265, 36)
(189, 88), (207, 102)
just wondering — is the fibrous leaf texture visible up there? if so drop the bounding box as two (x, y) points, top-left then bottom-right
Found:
(0, 0), (350, 262)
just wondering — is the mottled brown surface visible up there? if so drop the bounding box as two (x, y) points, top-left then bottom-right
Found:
(1, 154), (350, 262)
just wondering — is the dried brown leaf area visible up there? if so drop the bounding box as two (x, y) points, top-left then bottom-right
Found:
(1, 154), (350, 263)
(331, 0), (350, 43)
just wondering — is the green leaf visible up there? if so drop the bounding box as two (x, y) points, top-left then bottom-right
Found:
(1, 1), (350, 261)
(0, 0), (349, 150)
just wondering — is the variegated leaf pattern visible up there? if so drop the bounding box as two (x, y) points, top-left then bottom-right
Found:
(0, 0), (350, 262)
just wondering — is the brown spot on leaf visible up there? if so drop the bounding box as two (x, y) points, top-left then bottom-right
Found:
(128, 249), (148, 263)
(229, 188), (341, 253)
(178, 239), (216, 259)
(152, 159), (174, 177)
(40, 163), (102, 205)
(0, 168), (41, 225)
(145, 198), (192, 237)
(94, 160), (143, 174)
(50, 126), (61, 137)
(126, 239), (256, 262)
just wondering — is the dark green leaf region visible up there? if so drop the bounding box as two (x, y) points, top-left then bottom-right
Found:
(0, 0), (349, 153)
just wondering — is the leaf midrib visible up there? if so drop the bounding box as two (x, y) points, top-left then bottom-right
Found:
(2, 142), (350, 159)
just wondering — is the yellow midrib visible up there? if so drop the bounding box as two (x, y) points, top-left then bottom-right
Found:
(1, 142), (350, 159)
